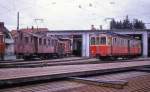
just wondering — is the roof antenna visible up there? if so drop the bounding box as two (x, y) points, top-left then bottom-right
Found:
(17, 12), (19, 30)
(34, 18), (44, 29)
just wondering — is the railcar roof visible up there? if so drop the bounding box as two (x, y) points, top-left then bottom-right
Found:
(108, 32), (141, 40)
(18, 31), (57, 40)
(91, 31), (140, 40)
(59, 38), (71, 41)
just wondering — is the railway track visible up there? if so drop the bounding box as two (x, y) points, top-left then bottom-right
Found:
(1, 69), (150, 92)
(0, 57), (150, 68)
(0, 61), (150, 92)
(0, 57), (98, 68)
(0, 57), (88, 63)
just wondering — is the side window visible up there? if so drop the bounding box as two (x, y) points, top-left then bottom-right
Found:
(125, 39), (127, 46)
(121, 39), (123, 45)
(120, 39), (122, 45)
(117, 38), (120, 46)
(113, 38), (117, 45)
(31, 37), (33, 43)
(133, 41), (135, 47)
(44, 39), (46, 45)
(91, 37), (95, 45)
(138, 41), (141, 48)
(52, 39), (54, 47)
(100, 37), (106, 45)
(20, 32), (23, 40)
(39, 38), (42, 45)
(48, 39), (51, 45)
(122, 39), (125, 45)
(25, 37), (29, 44)
(123, 39), (125, 45)
(124, 39), (126, 46)
(130, 40), (133, 47)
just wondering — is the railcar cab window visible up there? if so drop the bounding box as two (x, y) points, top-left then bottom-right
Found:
(108, 37), (112, 45)
(100, 37), (106, 45)
(91, 37), (95, 45)
(96, 37), (99, 45)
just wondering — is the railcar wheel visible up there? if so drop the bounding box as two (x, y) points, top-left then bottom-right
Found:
(96, 54), (100, 59)
(23, 56), (31, 60)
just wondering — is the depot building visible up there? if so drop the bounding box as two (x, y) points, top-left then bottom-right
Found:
(47, 29), (150, 57)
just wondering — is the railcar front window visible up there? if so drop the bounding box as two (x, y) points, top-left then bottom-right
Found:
(91, 37), (95, 45)
(108, 37), (112, 45)
(100, 37), (106, 45)
(96, 37), (99, 45)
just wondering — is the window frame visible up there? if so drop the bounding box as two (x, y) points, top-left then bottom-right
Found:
(100, 36), (106, 45)
(90, 37), (96, 45)
(39, 38), (42, 45)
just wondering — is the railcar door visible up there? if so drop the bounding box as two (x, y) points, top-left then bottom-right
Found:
(0, 34), (4, 60)
(59, 43), (64, 55)
(96, 36), (100, 55)
(128, 40), (130, 55)
(54, 40), (58, 53)
(108, 37), (113, 55)
(34, 37), (38, 53)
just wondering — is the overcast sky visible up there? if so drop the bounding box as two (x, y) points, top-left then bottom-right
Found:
(0, 0), (150, 30)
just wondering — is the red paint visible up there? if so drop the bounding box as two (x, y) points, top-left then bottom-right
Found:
(0, 33), (5, 54)
(89, 33), (141, 58)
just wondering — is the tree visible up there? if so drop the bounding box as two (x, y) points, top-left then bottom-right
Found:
(110, 19), (116, 29)
(109, 15), (146, 30)
(122, 15), (132, 29)
(116, 21), (123, 29)
(133, 19), (145, 29)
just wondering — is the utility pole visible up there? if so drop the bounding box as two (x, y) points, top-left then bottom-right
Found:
(17, 12), (19, 30)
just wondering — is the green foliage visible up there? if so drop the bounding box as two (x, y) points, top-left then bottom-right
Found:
(110, 15), (146, 29)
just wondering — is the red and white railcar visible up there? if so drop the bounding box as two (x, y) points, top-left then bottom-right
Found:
(89, 32), (141, 60)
